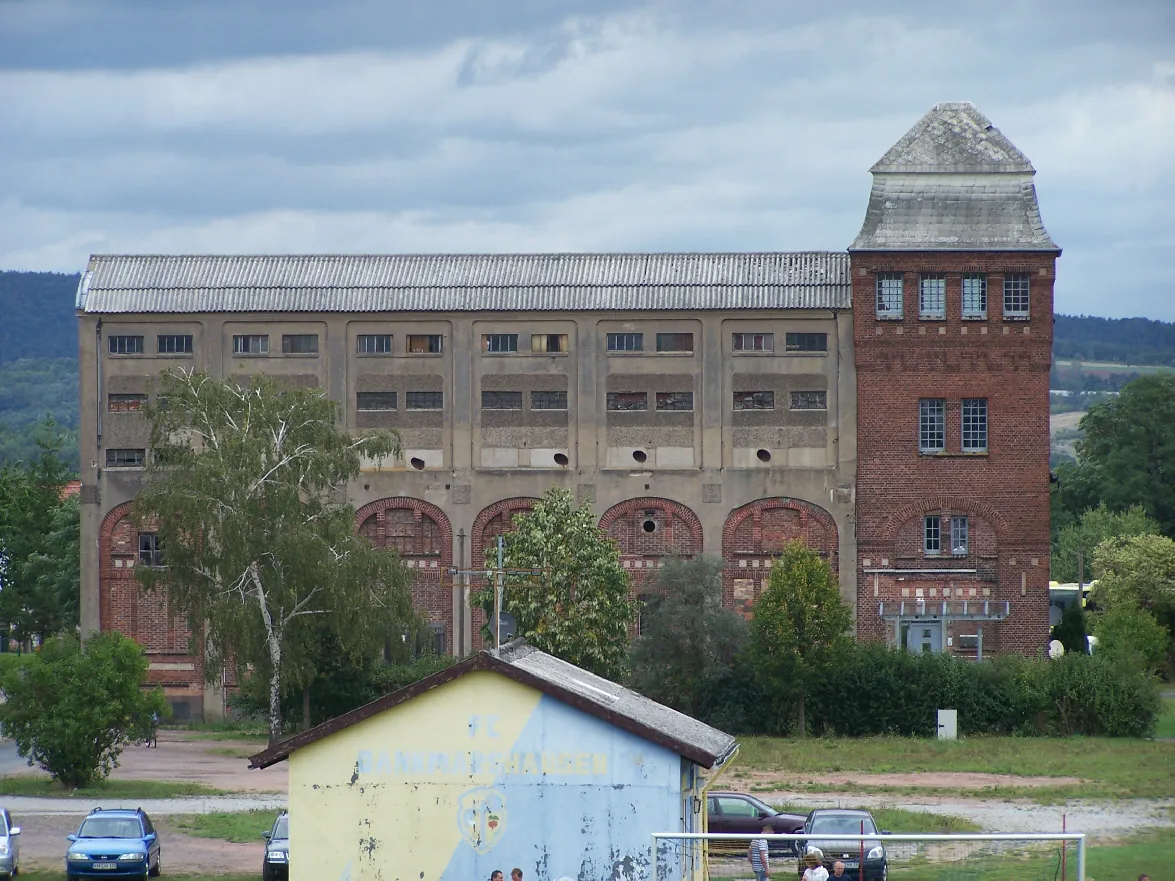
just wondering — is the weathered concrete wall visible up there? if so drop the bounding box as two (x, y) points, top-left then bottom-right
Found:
(288, 671), (690, 881)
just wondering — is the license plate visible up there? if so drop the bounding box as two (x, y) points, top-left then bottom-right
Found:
(92, 862), (117, 869)
(843, 861), (858, 868)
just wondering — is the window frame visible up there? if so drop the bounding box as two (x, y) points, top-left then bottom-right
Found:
(876, 272), (904, 319)
(1003, 273), (1031, 318)
(655, 332), (694, 354)
(531, 390), (568, 410)
(406, 334), (444, 355)
(108, 393), (147, 412)
(919, 273), (946, 320)
(281, 333), (319, 355)
(108, 335), (144, 355)
(606, 392), (648, 412)
(924, 515), (942, 555)
(790, 391), (828, 410)
(655, 391), (694, 412)
(733, 391), (775, 411)
(356, 334), (393, 355)
(961, 273), (988, 319)
(530, 333), (569, 354)
(784, 332), (828, 353)
(961, 398), (989, 453)
(106, 448), (146, 468)
(232, 334), (269, 355)
(919, 398), (946, 453)
(356, 391), (397, 411)
(481, 390), (524, 410)
(950, 516), (969, 556)
(732, 332), (774, 353)
(138, 532), (164, 567)
(405, 391), (444, 410)
(482, 333), (519, 354)
(606, 332), (644, 353)
(156, 334), (193, 355)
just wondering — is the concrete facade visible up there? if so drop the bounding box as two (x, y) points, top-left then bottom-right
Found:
(75, 101), (1058, 718)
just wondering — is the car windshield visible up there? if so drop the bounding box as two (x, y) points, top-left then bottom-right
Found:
(273, 817), (288, 839)
(78, 817), (142, 839)
(811, 815), (876, 835)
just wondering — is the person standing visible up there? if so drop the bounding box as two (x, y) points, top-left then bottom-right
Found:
(830, 862), (846, 878)
(512, 869), (523, 881)
(748, 824), (771, 881)
(491, 870), (503, 881)
(801, 849), (828, 881)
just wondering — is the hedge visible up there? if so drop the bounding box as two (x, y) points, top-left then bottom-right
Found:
(695, 643), (1160, 738)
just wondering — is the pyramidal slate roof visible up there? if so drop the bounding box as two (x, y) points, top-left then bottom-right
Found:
(76, 252), (851, 314)
(248, 640), (738, 771)
(851, 102), (1059, 252)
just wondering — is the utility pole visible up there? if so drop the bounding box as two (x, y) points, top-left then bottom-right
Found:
(445, 534), (545, 654)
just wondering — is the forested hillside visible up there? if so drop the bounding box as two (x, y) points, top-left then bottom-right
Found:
(1054, 314), (1175, 366)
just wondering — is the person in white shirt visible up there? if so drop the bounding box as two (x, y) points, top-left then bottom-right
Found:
(801, 848), (829, 881)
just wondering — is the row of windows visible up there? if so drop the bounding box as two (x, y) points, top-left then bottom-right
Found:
(875, 272), (1030, 320)
(924, 515), (969, 555)
(918, 398), (989, 453)
(352, 389), (828, 412)
(107, 331), (830, 358)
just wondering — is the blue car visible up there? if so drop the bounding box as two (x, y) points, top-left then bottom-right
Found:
(66, 807), (161, 880)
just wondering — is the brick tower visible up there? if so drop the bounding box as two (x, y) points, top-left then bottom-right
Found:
(849, 102), (1058, 657)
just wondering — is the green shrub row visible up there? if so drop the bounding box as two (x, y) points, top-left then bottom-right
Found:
(697, 643), (1160, 738)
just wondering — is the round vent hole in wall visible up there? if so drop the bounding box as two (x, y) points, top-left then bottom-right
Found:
(554, 453), (569, 466)
(410, 457), (426, 470)
(642, 519), (658, 534)
(632, 450), (648, 464)
(756, 449), (772, 463)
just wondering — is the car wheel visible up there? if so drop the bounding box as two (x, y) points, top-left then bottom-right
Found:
(149, 856), (161, 877)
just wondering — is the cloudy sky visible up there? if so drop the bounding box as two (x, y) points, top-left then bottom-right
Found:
(1, 0), (1172, 319)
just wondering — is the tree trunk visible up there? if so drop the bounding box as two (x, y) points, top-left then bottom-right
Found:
(302, 684), (311, 732)
(796, 686), (807, 739)
(267, 650), (283, 746)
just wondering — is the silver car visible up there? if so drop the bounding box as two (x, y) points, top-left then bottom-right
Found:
(0, 807), (21, 879)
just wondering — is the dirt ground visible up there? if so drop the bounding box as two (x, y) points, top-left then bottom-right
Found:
(7, 730), (288, 793)
(1050, 411), (1085, 435)
(15, 812), (265, 874)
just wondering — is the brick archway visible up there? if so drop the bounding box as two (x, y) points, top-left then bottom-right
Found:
(356, 497), (454, 651)
(721, 498), (839, 616)
(597, 497), (703, 590)
(879, 495), (1010, 542)
(469, 498), (540, 650)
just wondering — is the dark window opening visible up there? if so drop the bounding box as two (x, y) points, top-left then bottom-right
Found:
(607, 392), (648, 411)
(108, 393), (147, 412)
(138, 533), (163, 567)
(406, 334), (444, 354)
(281, 334), (319, 354)
(784, 332), (828, 352)
(106, 448), (145, 468)
(733, 391), (774, 411)
(531, 390), (568, 410)
(481, 391), (523, 410)
(607, 333), (644, 352)
(656, 392), (694, 411)
(357, 392), (397, 411)
(357, 334), (392, 354)
(157, 334), (193, 354)
(108, 335), (144, 355)
(656, 332), (694, 353)
(406, 391), (443, 410)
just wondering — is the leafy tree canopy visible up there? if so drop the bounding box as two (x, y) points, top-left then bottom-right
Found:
(1051, 503), (1160, 584)
(628, 556), (747, 717)
(748, 539), (852, 737)
(134, 370), (417, 743)
(0, 632), (167, 788)
(475, 488), (634, 681)
(1092, 600), (1169, 676)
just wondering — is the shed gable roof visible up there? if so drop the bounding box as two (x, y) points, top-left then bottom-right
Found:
(248, 641), (737, 770)
(76, 252), (851, 313)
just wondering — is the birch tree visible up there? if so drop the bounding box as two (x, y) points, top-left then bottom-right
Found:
(135, 370), (416, 744)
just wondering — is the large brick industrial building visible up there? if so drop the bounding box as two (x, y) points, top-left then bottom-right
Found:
(76, 102), (1058, 718)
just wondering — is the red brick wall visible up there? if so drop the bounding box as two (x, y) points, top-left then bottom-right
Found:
(722, 498), (839, 617)
(598, 497), (703, 593)
(852, 251), (1055, 655)
(99, 502), (205, 716)
(470, 498), (539, 650)
(355, 497), (454, 652)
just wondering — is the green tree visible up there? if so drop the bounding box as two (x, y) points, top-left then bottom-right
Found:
(474, 488), (634, 680)
(1051, 503), (1160, 584)
(1091, 533), (1175, 668)
(1074, 374), (1175, 535)
(0, 418), (79, 643)
(1092, 601), (1169, 675)
(628, 556), (747, 716)
(135, 370), (417, 744)
(748, 539), (852, 737)
(0, 632), (167, 788)
(1050, 602), (1088, 655)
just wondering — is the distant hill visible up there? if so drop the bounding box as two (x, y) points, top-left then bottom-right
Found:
(1053, 314), (1175, 367)
(0, 270), (79, 363)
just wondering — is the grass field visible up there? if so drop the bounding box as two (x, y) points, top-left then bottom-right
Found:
(734, 735), (1175, 801)
(165, 721), (269, 743)
(174, 808), (282, 843)
(0, 777), (229, 798)
(1156, 696), (1175, 740)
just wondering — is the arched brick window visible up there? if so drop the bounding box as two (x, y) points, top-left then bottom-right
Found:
(598, 498), (703, 590)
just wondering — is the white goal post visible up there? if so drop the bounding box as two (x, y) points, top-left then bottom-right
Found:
(650, 831), (1088, 881)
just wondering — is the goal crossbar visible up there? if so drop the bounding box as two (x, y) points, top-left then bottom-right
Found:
(650, 831), (1088, 881)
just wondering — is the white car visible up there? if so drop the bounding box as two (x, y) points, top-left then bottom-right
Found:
(0, 807), (21, 879)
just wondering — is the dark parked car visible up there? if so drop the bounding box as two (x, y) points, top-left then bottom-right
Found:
(707, 792), (806, 856)
(797, 809), (888, 881)
(262, 812), (289, 881)
(65, 807), (161, 880)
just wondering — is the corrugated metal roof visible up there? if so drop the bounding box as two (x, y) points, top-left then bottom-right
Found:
(78, 252), (852, 313)
(249, 640), (737, 770)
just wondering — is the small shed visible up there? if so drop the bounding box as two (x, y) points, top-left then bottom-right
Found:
(250, 640), (737, 881)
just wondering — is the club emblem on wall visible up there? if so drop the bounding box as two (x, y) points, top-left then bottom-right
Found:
(458, 786), (507, 853)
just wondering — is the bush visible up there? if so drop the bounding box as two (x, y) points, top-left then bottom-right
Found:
(0, 633), (168, 787)
(694, 642), (1160, 739)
